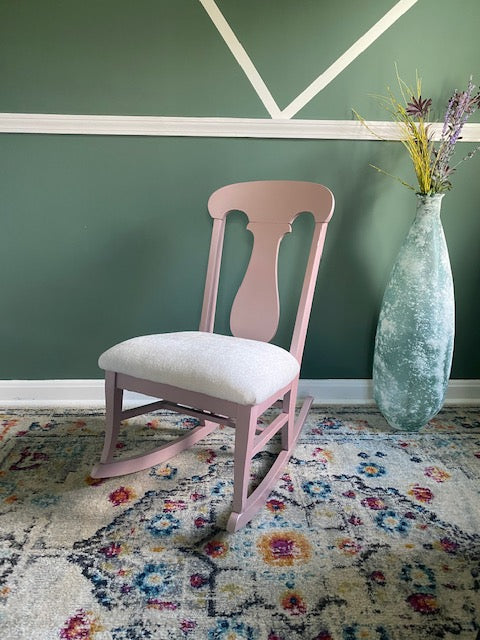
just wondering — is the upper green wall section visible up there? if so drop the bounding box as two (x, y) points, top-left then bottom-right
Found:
(1, 0), (479, 380)
(2, 0), (479, 120)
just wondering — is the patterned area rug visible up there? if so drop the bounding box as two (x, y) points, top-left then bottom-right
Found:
(0, 406), (479, 640)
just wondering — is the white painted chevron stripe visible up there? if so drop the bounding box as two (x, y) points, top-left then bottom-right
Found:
(198, 0), (282, 118)
(280, 0), (419, 118)
(199, 0), (419, 119)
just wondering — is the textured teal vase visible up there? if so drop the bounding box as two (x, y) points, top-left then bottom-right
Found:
(373, 194), (454, 431)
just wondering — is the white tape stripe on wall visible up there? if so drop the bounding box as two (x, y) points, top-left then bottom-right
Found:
(280, 0), (419, 118)
(199, 0), (419, 120)
(198, 0), (283, 118)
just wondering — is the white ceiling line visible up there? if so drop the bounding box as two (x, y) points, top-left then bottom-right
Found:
(280, 0), (419, 119)
(198, 0), (282, 118)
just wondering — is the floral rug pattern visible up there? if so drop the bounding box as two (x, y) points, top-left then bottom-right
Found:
(0, 406), (479, 639)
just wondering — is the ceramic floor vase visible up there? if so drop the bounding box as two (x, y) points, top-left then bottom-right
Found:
(373, 193), (454, 431)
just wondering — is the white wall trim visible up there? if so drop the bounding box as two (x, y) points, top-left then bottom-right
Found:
(2, 113), (480, 141)
(0, 379), (478, 409)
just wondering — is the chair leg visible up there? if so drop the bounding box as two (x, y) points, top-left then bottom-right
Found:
(231, 406), (258, 514)
(227, 399), (290, 533)
(227, 384), (313, 533)
(91, 371), (221, 479)
(281, 379), (298, 451)
(99, 371), (123, 465)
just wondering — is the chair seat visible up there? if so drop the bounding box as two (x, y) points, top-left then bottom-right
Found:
(98, 331), (300, 406)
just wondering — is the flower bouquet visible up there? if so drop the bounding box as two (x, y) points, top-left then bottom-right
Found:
(355, 70), (480, 194)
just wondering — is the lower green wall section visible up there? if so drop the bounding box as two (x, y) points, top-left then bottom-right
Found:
(1, 133), (479, 380)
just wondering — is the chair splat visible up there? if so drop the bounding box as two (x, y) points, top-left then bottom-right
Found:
(230, 220), (292, 342)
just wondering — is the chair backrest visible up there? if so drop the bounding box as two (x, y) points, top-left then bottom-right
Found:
(199, 180), (334, 363)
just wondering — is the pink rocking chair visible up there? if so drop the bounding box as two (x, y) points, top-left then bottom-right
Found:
(92, 181), (334, 532)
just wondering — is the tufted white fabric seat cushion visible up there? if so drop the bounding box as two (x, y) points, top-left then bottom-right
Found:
(98, 331), (300, 406)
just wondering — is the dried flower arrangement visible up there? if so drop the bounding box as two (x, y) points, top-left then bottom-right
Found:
(355, 69), (480, 195)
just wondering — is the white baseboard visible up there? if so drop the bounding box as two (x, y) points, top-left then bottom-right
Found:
(0, 379), (479, 409)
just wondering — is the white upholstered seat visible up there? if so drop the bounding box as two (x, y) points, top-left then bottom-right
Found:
(99, 331), (300, 406)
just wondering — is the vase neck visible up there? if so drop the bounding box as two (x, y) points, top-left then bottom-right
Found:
(415, 193), (444, 217)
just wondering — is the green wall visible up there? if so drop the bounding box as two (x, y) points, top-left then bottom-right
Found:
(1, 0), (479, 380)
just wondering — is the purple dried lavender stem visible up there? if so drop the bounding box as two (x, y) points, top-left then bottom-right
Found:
(441, 95), (455, 137)
(434, 79), (479, 191)
(448, 84), (475, 145)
